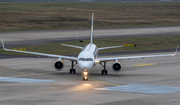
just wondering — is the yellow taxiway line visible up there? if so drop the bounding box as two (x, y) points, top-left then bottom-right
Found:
(132, 63), (158, 66)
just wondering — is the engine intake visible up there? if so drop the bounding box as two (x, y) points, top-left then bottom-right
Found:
(54, 60), (64, 71)
(112, 61), (122, 73)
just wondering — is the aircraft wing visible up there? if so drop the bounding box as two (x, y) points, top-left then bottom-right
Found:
(97, 44), (179, 62)
(1, 39), (77, 61)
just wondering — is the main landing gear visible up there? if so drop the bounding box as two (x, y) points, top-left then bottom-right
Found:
(70, 61), (77, 74)
(100, 62), (108, 75)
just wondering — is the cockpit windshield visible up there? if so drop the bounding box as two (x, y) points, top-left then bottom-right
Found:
(79, 58), (93, 61)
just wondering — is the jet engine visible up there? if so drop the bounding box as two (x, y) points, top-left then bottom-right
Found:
(54, 60), (64, 71)
(112, 61), (122, 73)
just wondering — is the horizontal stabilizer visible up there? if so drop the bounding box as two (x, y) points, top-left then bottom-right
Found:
(61, 44), (83, 49)
(98, 45), (123, 50)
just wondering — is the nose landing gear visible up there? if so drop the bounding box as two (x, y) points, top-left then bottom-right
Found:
(82, 70), (88, 81)
(83, 76), (88, 81)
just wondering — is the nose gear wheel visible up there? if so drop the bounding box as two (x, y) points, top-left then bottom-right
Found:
(83, 77), (88, 81)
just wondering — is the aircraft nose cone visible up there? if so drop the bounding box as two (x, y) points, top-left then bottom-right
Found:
(79, 62), (93, 69)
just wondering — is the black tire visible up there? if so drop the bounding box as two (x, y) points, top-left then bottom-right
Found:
(73, 69), (76, 74)
(83, 77), (88, 81)
(101, 70), (104, 75)
(70, 69), (72, 74)
(105, 70), (108, 75)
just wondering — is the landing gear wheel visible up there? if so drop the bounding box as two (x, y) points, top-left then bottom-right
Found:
(105, 70), (108, 75)
(101, 70), (108, 75)
(70, 69), (76, 74)
(83, 77), (88, 81)
(73, 69), (76, 74)
(101, 70), (104, 75)
(70, 69), (72, 74)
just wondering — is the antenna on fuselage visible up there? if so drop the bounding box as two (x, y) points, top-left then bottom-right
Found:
(90, 13), (94, 44)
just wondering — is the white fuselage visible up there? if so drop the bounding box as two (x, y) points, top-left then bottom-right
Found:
(77, 44), (98, 70)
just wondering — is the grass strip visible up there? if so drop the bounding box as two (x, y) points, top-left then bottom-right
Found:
(0, 2), (180, 32)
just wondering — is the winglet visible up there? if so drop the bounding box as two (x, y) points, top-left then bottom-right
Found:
(173, 43), (179, 56)
(1, 39), (5, 50)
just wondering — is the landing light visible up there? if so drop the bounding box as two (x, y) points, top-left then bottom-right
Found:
(95, 60), (100, 63)
(84, 72), (88, 75)
(82, 71), (88, 77)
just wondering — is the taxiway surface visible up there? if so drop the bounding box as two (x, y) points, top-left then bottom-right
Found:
(0, 27), (180, 105)
(0, 26), (180, 47)
(0, 51), (180, 105)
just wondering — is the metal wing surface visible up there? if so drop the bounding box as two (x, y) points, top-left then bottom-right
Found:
(97, 44), (179, 62)
(1, 39), (77, 61)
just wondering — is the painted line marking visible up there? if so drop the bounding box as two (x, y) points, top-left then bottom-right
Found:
(94, 84), (180, 94)
(132, 63), (158, 66)
(172, 93), (180, 95)
(0, 69), (76, 81)
(9, 73), (50, 78)
(0, 77), (55, 83)
(132, 59), (180, 67)
(89, 78), (120, 86)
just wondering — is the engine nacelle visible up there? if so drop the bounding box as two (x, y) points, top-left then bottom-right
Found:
(112, 61), (122, 73)
(54, 60), (64, 71)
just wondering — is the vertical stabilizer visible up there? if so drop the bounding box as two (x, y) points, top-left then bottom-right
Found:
(90, 13), (94, 44)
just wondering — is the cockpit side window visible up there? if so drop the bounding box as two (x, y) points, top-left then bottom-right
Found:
(90, 58), (93, 61)
(81, 58), (85, 61)
(87, 58), (93, 61)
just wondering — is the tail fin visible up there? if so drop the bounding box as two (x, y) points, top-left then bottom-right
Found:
(90, 13), (94, 44)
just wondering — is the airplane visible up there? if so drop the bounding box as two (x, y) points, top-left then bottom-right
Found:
(1, 13), (179, 81)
